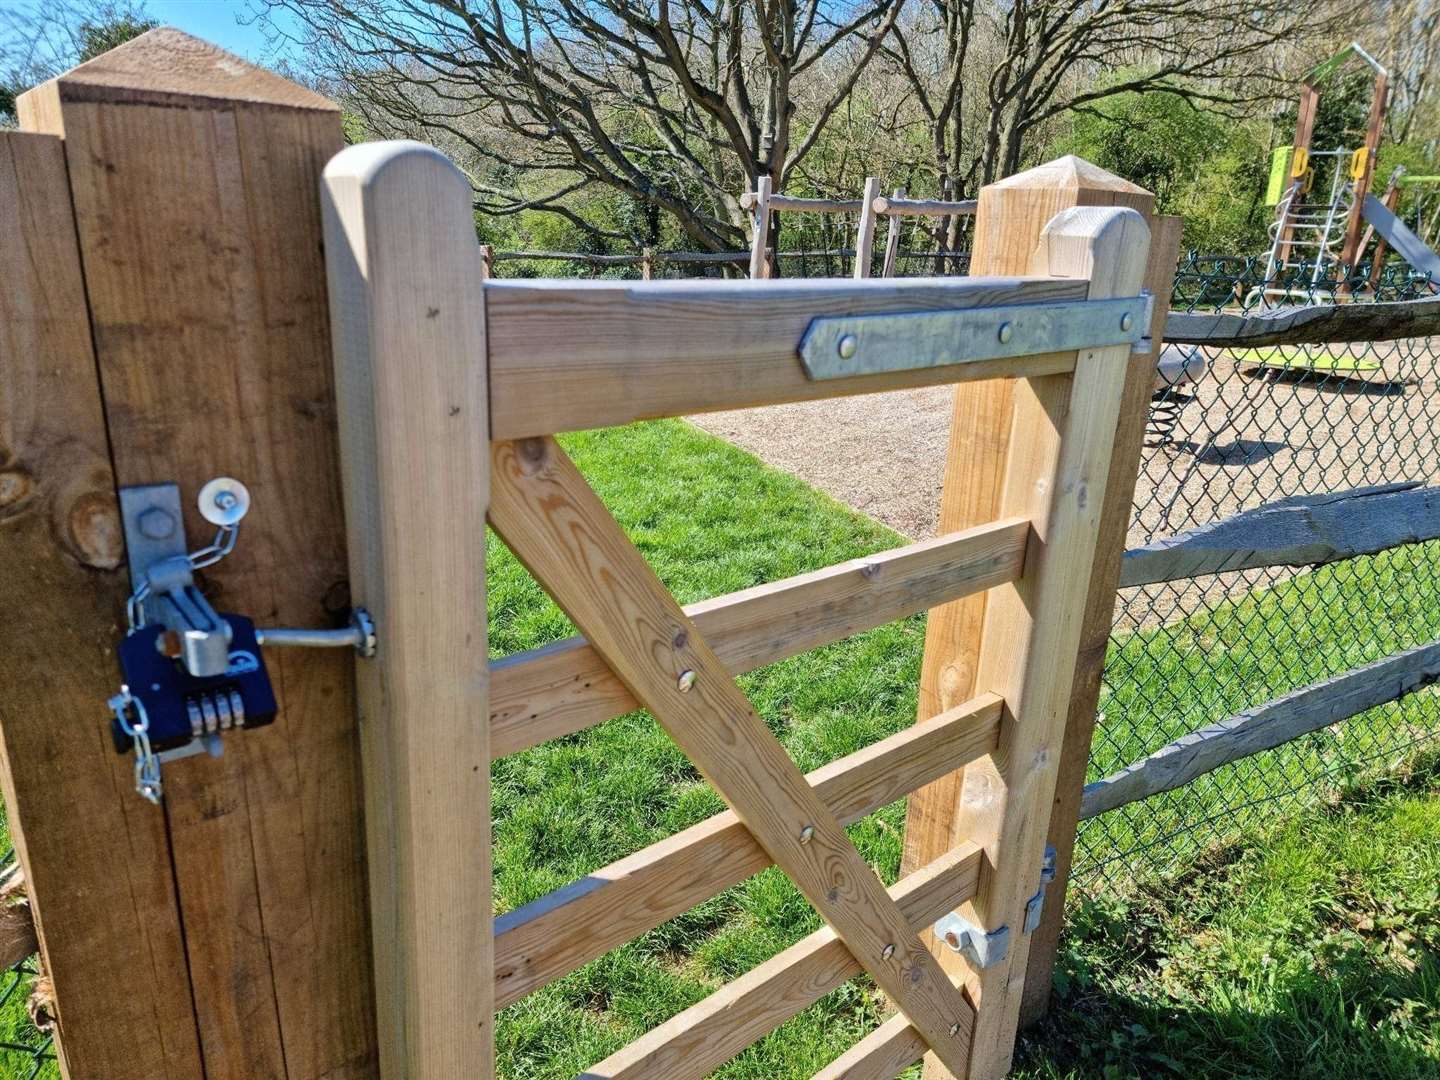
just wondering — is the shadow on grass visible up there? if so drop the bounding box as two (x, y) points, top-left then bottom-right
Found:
(1015, 951), (1440, 1080)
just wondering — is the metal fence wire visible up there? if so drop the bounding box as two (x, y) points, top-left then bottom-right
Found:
(1073, 252), (1440, 887)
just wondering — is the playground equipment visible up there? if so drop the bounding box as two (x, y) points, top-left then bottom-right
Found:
(1360, 168), (1440, 290)
(1260, 42), (1389, 301)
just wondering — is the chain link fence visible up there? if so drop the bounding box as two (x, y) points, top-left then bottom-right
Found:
(1073, 253), (1440, 886)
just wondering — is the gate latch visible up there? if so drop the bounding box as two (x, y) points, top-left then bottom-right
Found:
(109, 478), (375, 804)
(933, 844), (1058, 970)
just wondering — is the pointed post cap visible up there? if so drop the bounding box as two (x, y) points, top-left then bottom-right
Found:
(18, 27), (337, 114)
(972, 156), (1153, 276)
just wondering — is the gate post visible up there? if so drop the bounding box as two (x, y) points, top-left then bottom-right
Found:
(321, 141), (494, 1079)
(901, 157), (1180, 1063)
(11, 29), (378, 1078)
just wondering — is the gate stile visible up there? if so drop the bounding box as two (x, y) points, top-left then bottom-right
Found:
(322, 140), (1149, 1080)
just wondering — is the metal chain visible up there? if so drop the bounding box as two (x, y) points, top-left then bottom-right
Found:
(107, 687), (161, 805)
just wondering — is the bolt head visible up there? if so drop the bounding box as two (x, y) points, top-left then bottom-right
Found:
(881, 943), (895, 960)
(944, 930), (960, 949)
(1120, 312), (1134, 332)
(136, 505), (177, 541)
(677, 669), (697, 693)
(837, 334), (858, 360)
(798, 824), (815, 844)
(997, 321), (1014, 344)
(949, 1022), (961, 1037)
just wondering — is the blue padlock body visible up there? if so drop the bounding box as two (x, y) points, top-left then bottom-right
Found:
(113, 615), (277, 754)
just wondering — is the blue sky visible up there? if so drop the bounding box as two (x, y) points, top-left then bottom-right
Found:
(145, 1), (293, 62)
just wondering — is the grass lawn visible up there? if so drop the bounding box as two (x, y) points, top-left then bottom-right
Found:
(487, 419), (1440, 1078)
(1014, 756), (1440, 1079)
(2, 417), (1436, 1078)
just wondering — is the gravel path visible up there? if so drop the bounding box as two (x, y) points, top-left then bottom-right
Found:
(691, 338), (1440, 625)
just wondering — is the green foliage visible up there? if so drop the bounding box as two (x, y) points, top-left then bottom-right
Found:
(1047, 80), (1274, 252)
(73, 10), (154, 63)
(1015, 756), (1440, 1079)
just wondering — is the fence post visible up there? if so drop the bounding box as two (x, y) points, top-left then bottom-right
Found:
(749, 175), (772, 279)
(322, 141), (493, 1078)
(853, 176), (881, 278)
(880, 186), (906, 277)
(0, 128), (203, 1079)
(14, 28), (378, 1077)
(900, 157), (1178, 1061)
(642, 245), (655, 280)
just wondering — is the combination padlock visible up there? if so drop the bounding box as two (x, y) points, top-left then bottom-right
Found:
(111, 615), (278, 756)
(111, 477), (375, 803)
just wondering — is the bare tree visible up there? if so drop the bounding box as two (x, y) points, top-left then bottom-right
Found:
(1, 0), (156, 122)
(1373, 0), (1440, 143)
(256, 0), (902, 249)
(883, 0), (1352, 247)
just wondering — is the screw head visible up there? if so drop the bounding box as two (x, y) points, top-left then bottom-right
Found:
(944, 930), (961, 949)
(677, 669), (697, 693)
(1120, 312), (1134, 332)
(949, 1022), (961, 1037)
(997, 321), (1014, 344)
(798, 825), (815, 844)
(881, 943), (895, 960)
(837, 334), (859, 360)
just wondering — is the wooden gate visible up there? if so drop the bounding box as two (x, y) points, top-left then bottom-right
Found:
(322, 141), (1150, 1079)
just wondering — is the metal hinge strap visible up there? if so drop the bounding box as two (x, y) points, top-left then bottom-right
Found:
(798, 294), (1150, 380)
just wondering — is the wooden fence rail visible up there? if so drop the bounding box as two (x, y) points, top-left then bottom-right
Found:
(1120, 482), (1440, 586)
(1081, 638), (1440, 819)
(1166, 293), (1440, 346)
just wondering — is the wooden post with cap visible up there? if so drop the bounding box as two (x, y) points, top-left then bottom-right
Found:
(9, 28), (379, 1079)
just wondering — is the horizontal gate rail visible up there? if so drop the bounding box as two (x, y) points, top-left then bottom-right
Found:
(491, 518), (1029, 756)
(485, 276), (1088, 436)
(494, 693), (1004, 1008)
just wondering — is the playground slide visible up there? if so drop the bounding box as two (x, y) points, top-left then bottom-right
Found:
(1362, 194), (1440, 287)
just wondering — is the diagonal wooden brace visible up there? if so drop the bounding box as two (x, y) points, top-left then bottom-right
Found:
(488, 436), (977, 1076)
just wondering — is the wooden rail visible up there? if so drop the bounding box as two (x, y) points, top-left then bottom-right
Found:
(491, 517), (1029, 756)
(1081, 638), (1440, 819)
(1165, 294), (1440, 347)
(1120, 482), (1440, 586)
(485, 276), (1086, 436)
(738, 191), (865, 213)
(873, 195), (979, 217)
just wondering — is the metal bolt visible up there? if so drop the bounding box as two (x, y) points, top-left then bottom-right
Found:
(997, 321), (1014, 344)
(214, 490), (239, 513)
(1120, 312), (1134, 332)
(881, 943), (895, 960)
(136, 506), (177, 541)
(943, 930), (961, 949)
(836, 334), (858, 360)
(949, 1022), (961, 1037)
(677, 669), (697, 693)
(798, 825), (815, 844)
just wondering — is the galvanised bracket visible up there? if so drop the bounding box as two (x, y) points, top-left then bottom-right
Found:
(798, 295), (1151, 380)
(933, 844), (1059, 970)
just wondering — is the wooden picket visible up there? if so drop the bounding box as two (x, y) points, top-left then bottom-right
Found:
(322, 140), (1151, 1079)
